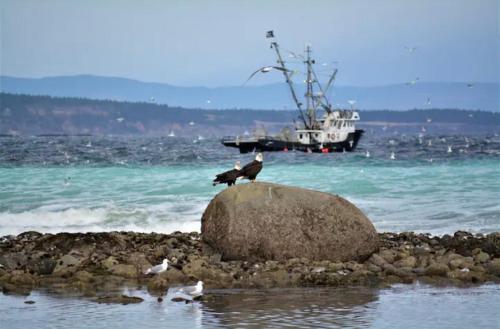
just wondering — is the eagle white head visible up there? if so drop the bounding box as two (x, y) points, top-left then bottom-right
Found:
(256, 153), (263, 162)
(234, 161), (241, 170)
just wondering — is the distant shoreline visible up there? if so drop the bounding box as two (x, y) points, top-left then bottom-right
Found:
(1, 92), (499, 137)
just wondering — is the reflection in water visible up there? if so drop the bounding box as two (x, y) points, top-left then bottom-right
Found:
(0, 284), (499, 329)
(202, 287), (378, 328)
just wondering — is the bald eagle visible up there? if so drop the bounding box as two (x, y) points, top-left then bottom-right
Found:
(213, 161), (241, 186)
(238, 153), (263, 182)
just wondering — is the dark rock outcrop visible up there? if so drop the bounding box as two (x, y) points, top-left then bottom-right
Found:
(202, 182), (379, 262)
(0, 230), (499, 297)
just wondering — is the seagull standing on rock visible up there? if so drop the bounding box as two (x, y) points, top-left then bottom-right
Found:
(144, 259), (169, 275)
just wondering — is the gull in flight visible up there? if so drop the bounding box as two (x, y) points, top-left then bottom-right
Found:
(144, 259), (169, 275)
(390, 152), (396, 160)
(406, 77), (420, 85)
(244, 66), (292, 84)
(116, 117), (125, 123)
(404, 46), (418, 53)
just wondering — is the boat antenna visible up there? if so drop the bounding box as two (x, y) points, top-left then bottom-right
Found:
(269, 34), (309, 129)
(305, 45), (315, 128)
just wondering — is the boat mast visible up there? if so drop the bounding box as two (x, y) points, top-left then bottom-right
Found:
(270, 41), (309, 129)
(305, 45), (316, 128)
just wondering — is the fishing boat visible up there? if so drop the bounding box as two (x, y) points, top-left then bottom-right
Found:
(222, 31), (363, 153)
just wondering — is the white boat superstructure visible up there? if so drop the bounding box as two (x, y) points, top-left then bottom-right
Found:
(296, 110), (360, 145)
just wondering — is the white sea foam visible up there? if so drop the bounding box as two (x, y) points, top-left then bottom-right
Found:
(0, 204), (203, 236)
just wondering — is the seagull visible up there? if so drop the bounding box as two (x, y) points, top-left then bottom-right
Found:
(244, 66), (292, 84)
(189, 121), (195, 126)
(406, 77), (420, 85)
(86, 141), (92, 148)
(390, 152), (396, 160)
(63, 177), (71, 186)
(426, 97), (431, 105)
(428, 140), (432, 146)
(404, 46), (418, 53)
(426, 118), (432, 123)
(116, 117), (125, 123)
(447, 146), (452, 153)
(206, 100), (211, 104)
(467, 83), (474, 88)
(144, 259), (169, 275)
(365, 150), (370, 158)
(150, 97), (155, 102)
(179, 281), (204, 298)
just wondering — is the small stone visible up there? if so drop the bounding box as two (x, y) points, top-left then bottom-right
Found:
(101, 256), (119, 270)
(24, 300), (36, 304)
(425, 263), (449, 277)
(394, 256), (417, 268)
(487, 258), (500, 276)
(109, 264), (137, 278)
(95, 295), (143, 305)
(474, 252), (489, 263)
(379, 249), (396, 264)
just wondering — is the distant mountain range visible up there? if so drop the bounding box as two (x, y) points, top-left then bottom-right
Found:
(1, 75), (498, 112)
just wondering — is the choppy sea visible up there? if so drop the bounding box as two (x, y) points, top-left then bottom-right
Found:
(1, 133), (499, 236)
(1, 133), (500, 328)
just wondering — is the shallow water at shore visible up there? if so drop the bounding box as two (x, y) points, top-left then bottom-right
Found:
(1, 284), (498, 328)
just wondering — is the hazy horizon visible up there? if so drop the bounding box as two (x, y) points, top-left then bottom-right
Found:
(1, 0), (499, 88)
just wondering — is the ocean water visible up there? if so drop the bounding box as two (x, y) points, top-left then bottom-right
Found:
(0, 284), (499, 329)
(0, 134), (499, 236)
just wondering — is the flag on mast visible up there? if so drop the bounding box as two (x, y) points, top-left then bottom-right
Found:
(266, 30), (274, 38)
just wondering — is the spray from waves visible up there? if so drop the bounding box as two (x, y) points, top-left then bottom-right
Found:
(0, 203), (204, 236)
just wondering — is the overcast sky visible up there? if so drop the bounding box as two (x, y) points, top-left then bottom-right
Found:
(1, 0), (498, 87)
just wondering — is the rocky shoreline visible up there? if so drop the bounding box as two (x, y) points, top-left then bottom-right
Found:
(1, 231), (499, 299)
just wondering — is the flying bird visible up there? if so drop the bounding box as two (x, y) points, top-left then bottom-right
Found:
(406, 77), (420, 85)
(144, 259), (169, 275)
(213, 161), (241, 186)
(244, 66), (292, 85)
(238, 153), (263, 182)
(404, 46), (418, 53)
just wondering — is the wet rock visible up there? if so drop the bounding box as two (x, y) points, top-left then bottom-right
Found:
(159, 268), (187, 285)
(147, 276), (168, 294)
(24, 300), (35, 304)
(101, 256), (119, 270)
(0, 252), (28, 270)
(53, 254), (82, 275)
(425, 263), (450, 277)
(109, 264), (137, 278)
(394, 256), (417, 268)
(27, 256), (57, 275)
(487, 258), (500, 276)
(378, 249), (397, 264)
(95, 295), (143, 305)
(202, 182), (379, 262)
(474, 251), (490, 263)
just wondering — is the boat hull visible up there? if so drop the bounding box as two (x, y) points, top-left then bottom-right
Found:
(222, 129), (364, 153)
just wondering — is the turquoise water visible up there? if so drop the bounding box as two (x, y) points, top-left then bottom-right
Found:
(1, 284), (499, 328)
(0, 135), (499, 236)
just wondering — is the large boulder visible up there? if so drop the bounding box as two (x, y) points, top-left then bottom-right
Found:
(201, 182), (379, 262)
